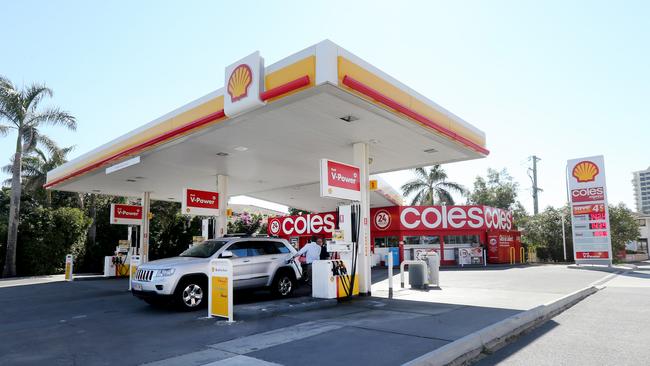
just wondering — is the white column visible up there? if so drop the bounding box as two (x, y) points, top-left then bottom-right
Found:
(140, 192), (151, 263)
(353, 142), (371, 295)
(215, 175), (229, 237)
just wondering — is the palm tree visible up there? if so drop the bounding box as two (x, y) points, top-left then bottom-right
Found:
(0, 76), (76, 277)
(2, 145), (75, 207)
(401, 165), (467, 206)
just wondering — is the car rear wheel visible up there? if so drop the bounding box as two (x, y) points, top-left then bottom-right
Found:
(175, 278), (207, 311)
(271, 271), (296, 298)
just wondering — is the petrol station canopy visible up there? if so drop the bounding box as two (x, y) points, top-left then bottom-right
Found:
(45, 40), (489, 212)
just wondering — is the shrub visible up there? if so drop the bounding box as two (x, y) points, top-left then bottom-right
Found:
(16, 207), (91, 276)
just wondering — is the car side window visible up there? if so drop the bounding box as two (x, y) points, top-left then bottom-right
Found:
(272, 241), (291, 254)
(226, 242), (249, 257)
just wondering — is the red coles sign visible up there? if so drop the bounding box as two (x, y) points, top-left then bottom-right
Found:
(268, 213), (337, 237)
(110, 204), (143, 225)
(371, 206), (513, 231)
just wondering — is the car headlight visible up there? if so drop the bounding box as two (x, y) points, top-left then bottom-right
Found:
(156, 268), (175, 277)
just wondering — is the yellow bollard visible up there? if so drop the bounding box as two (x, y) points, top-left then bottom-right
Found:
(64, 254), (74, 281)
(520, 247), (525, 263)
(509, 247), (515, 265)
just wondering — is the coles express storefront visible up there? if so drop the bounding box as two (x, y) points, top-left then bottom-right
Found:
(268, 205), (522, 265)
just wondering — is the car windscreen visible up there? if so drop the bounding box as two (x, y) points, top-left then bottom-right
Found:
(179, 240), (228, 258)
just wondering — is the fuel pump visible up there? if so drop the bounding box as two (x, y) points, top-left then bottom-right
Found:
(312, 203), (361, 299)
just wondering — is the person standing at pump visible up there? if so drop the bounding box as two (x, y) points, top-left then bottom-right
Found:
(291, 236), (324, 285)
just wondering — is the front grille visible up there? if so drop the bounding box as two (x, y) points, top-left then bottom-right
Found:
(135, 269), (154, 282)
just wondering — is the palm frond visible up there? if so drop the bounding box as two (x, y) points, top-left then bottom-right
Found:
(401, 180), (427, 197)
(410, 189), (426, 206)
(434, 188), (455, 205)
(28, 106), (77, 131)
(436, 181), (468, 196)
(22, 83), (53, 112)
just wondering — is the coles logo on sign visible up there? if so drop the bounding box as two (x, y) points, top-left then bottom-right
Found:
(571, 187), (604, 203)
(399, 206), (513, 231)
(327, 160), (360, 191)
(268, 213), (336, 236)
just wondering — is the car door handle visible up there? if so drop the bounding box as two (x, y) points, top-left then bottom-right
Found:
(271, 257), (278, 260)
(242, 259), (251, 263)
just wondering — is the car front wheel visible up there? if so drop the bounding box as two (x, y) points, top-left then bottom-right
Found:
(271, 271), (296, 298)
(175, 278), (207, 311)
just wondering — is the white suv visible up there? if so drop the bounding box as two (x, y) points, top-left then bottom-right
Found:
(131, 237), (302, 310)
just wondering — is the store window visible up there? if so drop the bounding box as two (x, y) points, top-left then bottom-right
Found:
(639, 219), (647, 227)
(374, 236), (400, 248)
(403, 236), (440, 245)
(443, 235), (480, 245)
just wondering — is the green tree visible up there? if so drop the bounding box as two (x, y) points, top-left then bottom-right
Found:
(2, 145), (75, 207)
(228, 212), (264, 235)
(16, 206), (91, 276)
(520, 206), (572, 262)
(288, 207), (311, 216)
(401, 165), (467, 205)
(0, 76), (76, 277)
(468, 168), (522, 211)
(608, 203), (640, 255)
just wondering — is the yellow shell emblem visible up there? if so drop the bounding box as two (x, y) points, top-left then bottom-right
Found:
(227, 64), (253, 102)
(572, 161), (599, 182)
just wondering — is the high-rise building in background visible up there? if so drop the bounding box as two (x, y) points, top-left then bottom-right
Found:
(632, 166), (650, 214)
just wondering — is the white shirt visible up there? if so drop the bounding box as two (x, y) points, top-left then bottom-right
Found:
(295, 242), (322, 264)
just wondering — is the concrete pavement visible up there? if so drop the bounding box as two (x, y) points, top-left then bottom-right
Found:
(0, 265), (616, 366)
(475, 268), (650, 365)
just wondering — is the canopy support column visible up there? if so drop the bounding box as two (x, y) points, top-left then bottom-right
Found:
(140, 192), (151, 263)
(353, 142), (371, 295)
(215, 175), (228, 238)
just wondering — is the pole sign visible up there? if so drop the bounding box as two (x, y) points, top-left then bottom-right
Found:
(182, 188), (219, 216)
(320, 159), (361, 201)
(110, 204), (143, 225)
(64, 254), (74, 281)
(208, 258), (233, 322)
(567, 155), (612, 265)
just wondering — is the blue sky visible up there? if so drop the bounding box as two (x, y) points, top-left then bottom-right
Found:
(1, 0), (649, 214)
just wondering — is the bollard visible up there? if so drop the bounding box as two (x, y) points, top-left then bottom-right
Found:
(426, 251), (440, 287)
(129, 255), (141, 291)
(65, 254), (74, 281)
(483, 248), (487, 267)
(509, 247), (515, 264)
(387, 253), (393, 299)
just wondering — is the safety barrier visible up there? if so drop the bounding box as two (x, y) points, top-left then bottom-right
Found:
(520, 247), (526, 263)
(509, 247), (515, 265)
(400, 260), (427, 288)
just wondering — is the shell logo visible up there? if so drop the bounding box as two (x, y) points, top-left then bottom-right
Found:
(227, 64), (253, 102)
(572, 161), (599, 182)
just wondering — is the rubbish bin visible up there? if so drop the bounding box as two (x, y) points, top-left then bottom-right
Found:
(408, 262), (427, 289)
(388, 247), (399, 266)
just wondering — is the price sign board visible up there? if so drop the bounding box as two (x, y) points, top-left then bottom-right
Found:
(566, 156), (612, 265)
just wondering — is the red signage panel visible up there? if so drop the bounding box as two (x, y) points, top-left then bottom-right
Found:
(182, 188), (219, 216)
(327, 160), (360, 191)
(268, 212), (337, 237)
(570, 187), (605, 203)
(110, 204), (143, 225)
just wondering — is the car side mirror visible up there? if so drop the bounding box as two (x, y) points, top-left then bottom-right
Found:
(220, 250), (233, 258)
